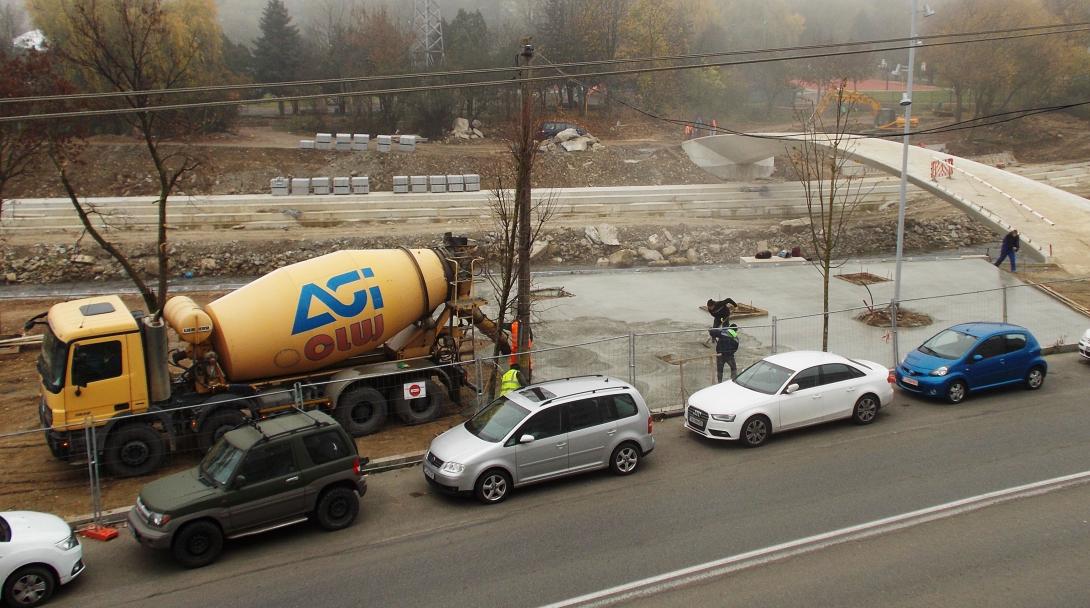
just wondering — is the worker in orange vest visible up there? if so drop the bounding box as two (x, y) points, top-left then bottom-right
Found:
(508, 320), (533, 367)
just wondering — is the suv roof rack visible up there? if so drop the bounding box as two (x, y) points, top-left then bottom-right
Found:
(539, 384), (629, 407)
(251, 409), (331, 445)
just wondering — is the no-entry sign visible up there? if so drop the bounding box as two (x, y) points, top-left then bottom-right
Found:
(403, 381), (426, 400)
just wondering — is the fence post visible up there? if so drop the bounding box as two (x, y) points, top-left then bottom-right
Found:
(474, 355), (484, 410)
(628, 333), (636, 385)
(292, 382), (304, 409)
(1002, 286), (1008, 323)
(890, 299), (900, 366)
(84, 416), (102, 526)
(771, 317), (778, 354)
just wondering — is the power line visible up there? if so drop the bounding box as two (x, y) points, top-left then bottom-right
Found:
(1, 26), (1087, 123)
(2, 21), (1086, 106)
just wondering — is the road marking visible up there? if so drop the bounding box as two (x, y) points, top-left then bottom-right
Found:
(540, 469), (1090, 608)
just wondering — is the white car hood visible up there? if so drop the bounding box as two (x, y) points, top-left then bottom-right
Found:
(1082, 329), (1090, 342)
(3, 511), (71, 545)
(428, 422), (498, 464)
(689, 381), (774, 415)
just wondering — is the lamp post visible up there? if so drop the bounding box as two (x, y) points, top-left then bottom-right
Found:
(891, 0), (922, 366)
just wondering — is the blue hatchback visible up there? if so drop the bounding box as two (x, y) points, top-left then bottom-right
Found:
(895, 322), (1047, 403)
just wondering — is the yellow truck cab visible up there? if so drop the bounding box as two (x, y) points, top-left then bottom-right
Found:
(38, 295), (153, 469)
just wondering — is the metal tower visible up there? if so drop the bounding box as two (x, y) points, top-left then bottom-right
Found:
(412, 0), (445, 70)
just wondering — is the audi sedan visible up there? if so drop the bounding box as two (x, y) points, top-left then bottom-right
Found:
(1079, 328), (1089, 361)
(684, 351), (893, 447)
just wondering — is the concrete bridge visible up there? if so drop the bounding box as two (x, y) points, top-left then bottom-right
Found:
(683, 134), (1090, 275)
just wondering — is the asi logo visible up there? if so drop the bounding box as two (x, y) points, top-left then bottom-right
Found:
(292, 267), (384, 335)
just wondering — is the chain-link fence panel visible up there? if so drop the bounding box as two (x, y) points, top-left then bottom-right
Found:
(476, 336), (633, 401)
(633, 324), (773, 412)
(1003, 280), (1089, 348)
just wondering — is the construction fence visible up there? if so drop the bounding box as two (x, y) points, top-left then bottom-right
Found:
(0, 277), (1086, 522)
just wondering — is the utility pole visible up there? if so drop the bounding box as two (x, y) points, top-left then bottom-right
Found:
(889, 0), (915, 366)
(515, 40), (535, 378)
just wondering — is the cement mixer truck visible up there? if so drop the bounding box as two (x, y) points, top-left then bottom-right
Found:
(27, 234), (502, 477)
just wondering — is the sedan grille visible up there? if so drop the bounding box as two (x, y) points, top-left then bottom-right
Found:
(686, 406), (709, 431)
(426, 451), (444, 468)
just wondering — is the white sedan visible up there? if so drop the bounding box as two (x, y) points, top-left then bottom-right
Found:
(1, 512), (84, 607)
(1079, 328), (1089, 361)
(685, 351), (894, 447)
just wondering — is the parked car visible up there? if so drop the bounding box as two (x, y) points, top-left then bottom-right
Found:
(1, 511), (84, 607)
(535, 121), (587, 141)
(684, 351), (893, 448)
(895, 322), (1047, 404)
(423, 375), (655, 504)
(127, 410), (367, 568)
(1079, 328), (1090, 361)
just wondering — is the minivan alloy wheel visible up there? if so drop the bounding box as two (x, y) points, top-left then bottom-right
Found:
(478, 472), (508, 502)
(613, 445), (639, 474)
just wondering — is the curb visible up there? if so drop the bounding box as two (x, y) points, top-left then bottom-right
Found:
(1042, 344), (1078, 355)
(65, 451), (428, 527)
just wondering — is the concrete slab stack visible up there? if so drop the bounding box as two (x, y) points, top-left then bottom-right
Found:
(410, 175), (428, 193)
(270, 177), (289, 196)
(351, 176), (370, 194)
(392, 176), (409, 194)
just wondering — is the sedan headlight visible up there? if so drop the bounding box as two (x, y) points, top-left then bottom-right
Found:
(930, 366), (949, 377)
(55, 533), (79, 551)
(711, 413), (736, 422)
(440, 462), (465, 475)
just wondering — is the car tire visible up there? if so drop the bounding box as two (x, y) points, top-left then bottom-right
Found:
(1025, 366), (1045, 390)
(104, 424), (165, 478)
(609, 442), (641, 475)
(393, 379), (443, 424)
(3, 565), (56, 608)
(314, 486), (360, 531)
(474, 469), (511, 504)
(740, 415), (771, 448)
(335, 385), (388, 436)
(851, 394), (880, 425)
(945, 379), (968, 404)
(171, 520), (224, 569)
(198, 409), (246, 451)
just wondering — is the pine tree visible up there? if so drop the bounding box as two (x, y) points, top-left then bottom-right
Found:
(252, 0), (301, 114)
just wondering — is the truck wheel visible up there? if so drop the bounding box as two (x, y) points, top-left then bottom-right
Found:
(198, 409), (246, 451)
(171, 520), (223, 569)
(394, 379), (443, 424)
(314, 486), (359, 531)
(104, 424), (165, 478)
(336, 385), (387, 436)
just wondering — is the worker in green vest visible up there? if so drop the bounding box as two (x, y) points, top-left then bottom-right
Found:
(500, 363), (526, 396)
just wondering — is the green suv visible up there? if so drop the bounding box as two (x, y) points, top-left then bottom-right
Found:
(127, 410), (367, 568)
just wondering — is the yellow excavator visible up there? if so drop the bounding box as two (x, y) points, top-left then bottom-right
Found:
(813, 89), (918, 131)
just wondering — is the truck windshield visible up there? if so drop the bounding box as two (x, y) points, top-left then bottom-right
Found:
(464, 397), (530, 443)
(200, 439), (244, 486)
(38, 328), (68, 394)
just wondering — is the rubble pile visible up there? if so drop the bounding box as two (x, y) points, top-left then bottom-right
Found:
(0, 215), (993, 284)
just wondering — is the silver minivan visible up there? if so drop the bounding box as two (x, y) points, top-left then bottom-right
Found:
(423, 375), (656, 504)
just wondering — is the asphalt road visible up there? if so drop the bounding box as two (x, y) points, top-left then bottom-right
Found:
(51, 354), (1090, 608)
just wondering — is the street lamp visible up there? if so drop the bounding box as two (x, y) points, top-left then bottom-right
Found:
(891, 0), (934, 366)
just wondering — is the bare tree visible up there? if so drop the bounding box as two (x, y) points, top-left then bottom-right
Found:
(31, 0), (223, 315)
(786, 85), (874, 351)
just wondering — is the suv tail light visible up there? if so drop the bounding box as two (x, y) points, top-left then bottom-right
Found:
(352, 456), (361, 476)
(647, 415), (654, 434)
